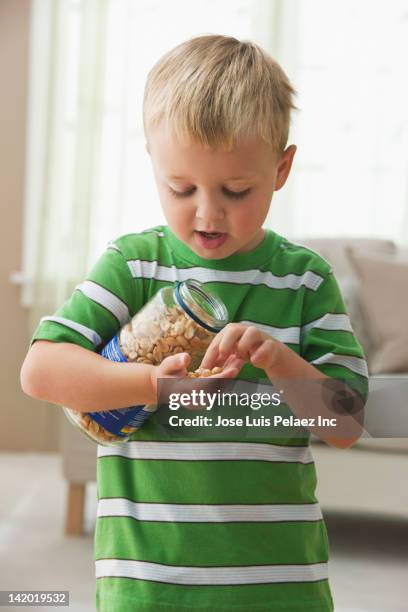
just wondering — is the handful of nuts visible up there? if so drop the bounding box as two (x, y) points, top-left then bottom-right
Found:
(187, 367), (223, 378)
(63, 280), (230, 446)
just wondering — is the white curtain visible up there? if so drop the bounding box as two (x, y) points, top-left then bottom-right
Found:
(25, 0), (109, 334)
(23, 0), (408, 335)
(279, 0), (408, 243)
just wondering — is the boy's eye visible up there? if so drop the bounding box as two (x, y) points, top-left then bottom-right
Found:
(169, 187), (196, 198)
(169, 187), (252, 200)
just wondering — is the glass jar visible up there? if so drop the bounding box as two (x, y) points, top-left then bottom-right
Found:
(63, 280), (229, 445)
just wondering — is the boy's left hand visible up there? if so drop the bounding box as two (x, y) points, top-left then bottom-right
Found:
(199, 323), (282, 373)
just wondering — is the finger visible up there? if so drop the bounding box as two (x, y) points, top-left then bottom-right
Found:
(200, 327), (244, 370)
(217, 326), (246, 360)
(200, 348), (240, 373)
(203, 352), (237, 372)
(249, 347), (264, 366)
(234, 327), (264, 361)
(162, 352), (191, 375)
(221, 354), (245, 373)
(225, 354), (245, 369)
(199, 338), (222, 370)
(201, 356), (244, 381)
(250, 340), (276, 368)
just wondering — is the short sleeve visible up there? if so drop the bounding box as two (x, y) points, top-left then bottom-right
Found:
(300, 271), (369, 404)
(30, 242), (140, 352)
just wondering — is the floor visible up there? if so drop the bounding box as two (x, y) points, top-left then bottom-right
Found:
(0, 452), (407, 611)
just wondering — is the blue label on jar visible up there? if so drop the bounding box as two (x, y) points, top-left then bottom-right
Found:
(88, 333), (156, 437)
(89, 405), (156, 437)
(101, 334), (128, 363)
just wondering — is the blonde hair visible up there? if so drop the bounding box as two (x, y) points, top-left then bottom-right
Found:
(143, 34), (297, 156)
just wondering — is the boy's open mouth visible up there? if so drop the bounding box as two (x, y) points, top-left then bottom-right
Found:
(197, 231), (225, 238)
(194, 230), (228, 249)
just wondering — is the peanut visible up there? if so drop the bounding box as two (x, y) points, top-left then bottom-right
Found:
(187, 366), (223, 378)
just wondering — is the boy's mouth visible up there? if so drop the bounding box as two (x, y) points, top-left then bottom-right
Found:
(194, 230), (228, 249)
(198, 231), (225, 238)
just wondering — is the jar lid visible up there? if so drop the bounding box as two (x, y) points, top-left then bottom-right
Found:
(174, 280), (229, 333)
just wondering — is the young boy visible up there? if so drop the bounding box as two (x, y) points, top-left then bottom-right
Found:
(21, 35), (368, 611)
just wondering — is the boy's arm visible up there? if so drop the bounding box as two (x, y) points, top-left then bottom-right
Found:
(20, 340), (157, 412)
(201, 267), (368, 449)
(264, 342), (365, 449)
(295, 269), (369, 448)
(21, 239), (156, 412)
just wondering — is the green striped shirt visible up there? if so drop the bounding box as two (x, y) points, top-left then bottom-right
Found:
(31, 225), (368, 611)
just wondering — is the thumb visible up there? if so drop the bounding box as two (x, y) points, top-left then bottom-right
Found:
(166, 352), (190, 372)
(176, 352), (190, 368)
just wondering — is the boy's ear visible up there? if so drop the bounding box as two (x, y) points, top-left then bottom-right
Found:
(275, 145), (297, 191)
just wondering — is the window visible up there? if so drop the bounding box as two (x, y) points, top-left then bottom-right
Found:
(285, 0), (408, 242)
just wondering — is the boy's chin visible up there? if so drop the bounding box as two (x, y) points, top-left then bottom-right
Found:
(191, 245), (230, 259)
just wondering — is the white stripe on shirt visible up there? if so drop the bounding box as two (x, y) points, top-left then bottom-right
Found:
(95, 558), (328, 585)
(301, 313), (354, 340)
(40, 316), (102, 347)
(311, 352), (368, 378)
(97, 441), (314, 463)
(75, 280), (130, 327)
(97, 498), (323, 523)
(126, 261), (325, 292)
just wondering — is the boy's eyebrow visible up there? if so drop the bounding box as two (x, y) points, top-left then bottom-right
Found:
(168, 174), (258, 181)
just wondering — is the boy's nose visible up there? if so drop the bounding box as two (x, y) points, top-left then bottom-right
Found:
(195, 196), (225, 222)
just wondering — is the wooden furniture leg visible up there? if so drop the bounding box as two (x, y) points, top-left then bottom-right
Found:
(65, 482), (85, 535)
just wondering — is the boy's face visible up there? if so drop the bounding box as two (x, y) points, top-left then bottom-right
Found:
(146, 124), (296, 259)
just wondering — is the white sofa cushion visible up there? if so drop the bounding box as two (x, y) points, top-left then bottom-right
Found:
(292, 237), (396, 364)
(347, 249), (408, 374)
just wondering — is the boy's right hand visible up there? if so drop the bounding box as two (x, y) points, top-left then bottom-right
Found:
(149, 352), (244, 402)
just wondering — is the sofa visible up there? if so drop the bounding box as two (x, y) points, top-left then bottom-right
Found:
(300, 237), (408, 520)
(60, 236), (408, 534)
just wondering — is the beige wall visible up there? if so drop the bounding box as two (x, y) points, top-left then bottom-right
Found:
(0, 0), (59, 451)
